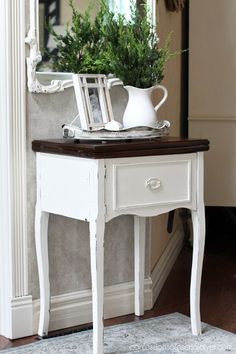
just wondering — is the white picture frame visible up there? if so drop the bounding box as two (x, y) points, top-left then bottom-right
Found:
(73, 74), (114, 131)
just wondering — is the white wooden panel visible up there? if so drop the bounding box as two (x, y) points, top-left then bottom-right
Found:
(189, 120), (236, 206)
(189, 0), (236, 206)
(189, 0), (236, 118)
(38, 153), (95, 220)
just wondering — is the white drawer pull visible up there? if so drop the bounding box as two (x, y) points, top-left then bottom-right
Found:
(145, 178), (161, 190)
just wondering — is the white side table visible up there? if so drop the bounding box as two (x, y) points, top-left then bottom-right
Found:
(32, 137), (209, 354)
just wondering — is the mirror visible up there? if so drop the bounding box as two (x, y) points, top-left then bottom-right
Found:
(25, 0), (156, 93)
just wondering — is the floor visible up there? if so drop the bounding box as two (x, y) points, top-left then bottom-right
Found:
(0, 207), (236, 350)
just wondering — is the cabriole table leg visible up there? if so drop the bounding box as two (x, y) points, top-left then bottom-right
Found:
(190, 206), (206, 335)
(89, 217), (105, 354)
(35, 205), (50, 337)
(134, 216), (146, 316)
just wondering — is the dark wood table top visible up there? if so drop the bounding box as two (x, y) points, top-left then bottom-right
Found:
(32, 137), (209, 159)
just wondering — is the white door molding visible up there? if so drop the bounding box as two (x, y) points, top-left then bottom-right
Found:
(0, 0), (33, 338)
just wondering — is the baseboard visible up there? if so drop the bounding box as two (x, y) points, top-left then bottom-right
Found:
(151, 226), (184, 304)
(3, 226), (183, 337)
(10, 296), (33, 339)
(32, 226), (183, 334)
(33, 279), (153, 333)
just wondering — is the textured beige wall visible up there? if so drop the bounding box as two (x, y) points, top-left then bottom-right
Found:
(189, 0), (236, 206)
(150, 0), (182, 270)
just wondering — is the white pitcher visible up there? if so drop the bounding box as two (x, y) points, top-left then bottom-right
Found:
(122, 85), (168, 128)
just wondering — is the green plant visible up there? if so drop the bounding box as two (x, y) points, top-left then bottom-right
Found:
(102, 2), (175, 88)
(49, 0), (176, 88)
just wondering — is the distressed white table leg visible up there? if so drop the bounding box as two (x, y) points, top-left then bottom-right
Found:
(89, 218), (105, 354)
(190, 152), (205, 335)
(35, 204), (50, 337)
(190, 207), (205, 335)
(134, 216), (146, 316)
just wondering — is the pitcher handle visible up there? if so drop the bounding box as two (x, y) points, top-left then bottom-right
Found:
(107, 77), (124, 90)
(153, 85), (168, 112)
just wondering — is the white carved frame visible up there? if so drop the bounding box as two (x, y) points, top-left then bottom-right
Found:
(25, 0), (156, 94)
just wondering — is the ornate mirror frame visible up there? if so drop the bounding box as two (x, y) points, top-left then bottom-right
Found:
(25, 0), (156, 94)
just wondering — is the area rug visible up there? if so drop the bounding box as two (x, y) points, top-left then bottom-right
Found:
(2, 313), (236, 353)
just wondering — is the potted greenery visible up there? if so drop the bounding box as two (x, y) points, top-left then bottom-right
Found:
(49, 0), (175, 128)
(102, 3), (172, 127)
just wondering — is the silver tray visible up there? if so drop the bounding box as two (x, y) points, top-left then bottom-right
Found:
(62, 120), (170, 140)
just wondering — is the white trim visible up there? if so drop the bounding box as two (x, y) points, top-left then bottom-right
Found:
(11, 296), (33, 339)
(32, 226), (183, 333)
(36, 72), (73, 87)
(0, 0), (32, 338)
(188, 114), (236, 122)
(147, 0), (157, 28)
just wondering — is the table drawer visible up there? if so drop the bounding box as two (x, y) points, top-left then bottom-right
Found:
(106, 155), (195, 211)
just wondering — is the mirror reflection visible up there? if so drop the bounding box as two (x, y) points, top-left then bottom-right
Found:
(39, 1), (100, 61)
(38, 0), (144, 71)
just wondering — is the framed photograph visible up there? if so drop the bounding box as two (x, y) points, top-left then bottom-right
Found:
(73, 74), (114, 131)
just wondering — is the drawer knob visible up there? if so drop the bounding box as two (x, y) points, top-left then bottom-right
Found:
(145, 178), (161, 190)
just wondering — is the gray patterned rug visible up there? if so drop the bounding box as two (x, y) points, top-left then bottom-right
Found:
(2, 313), (236, 353)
